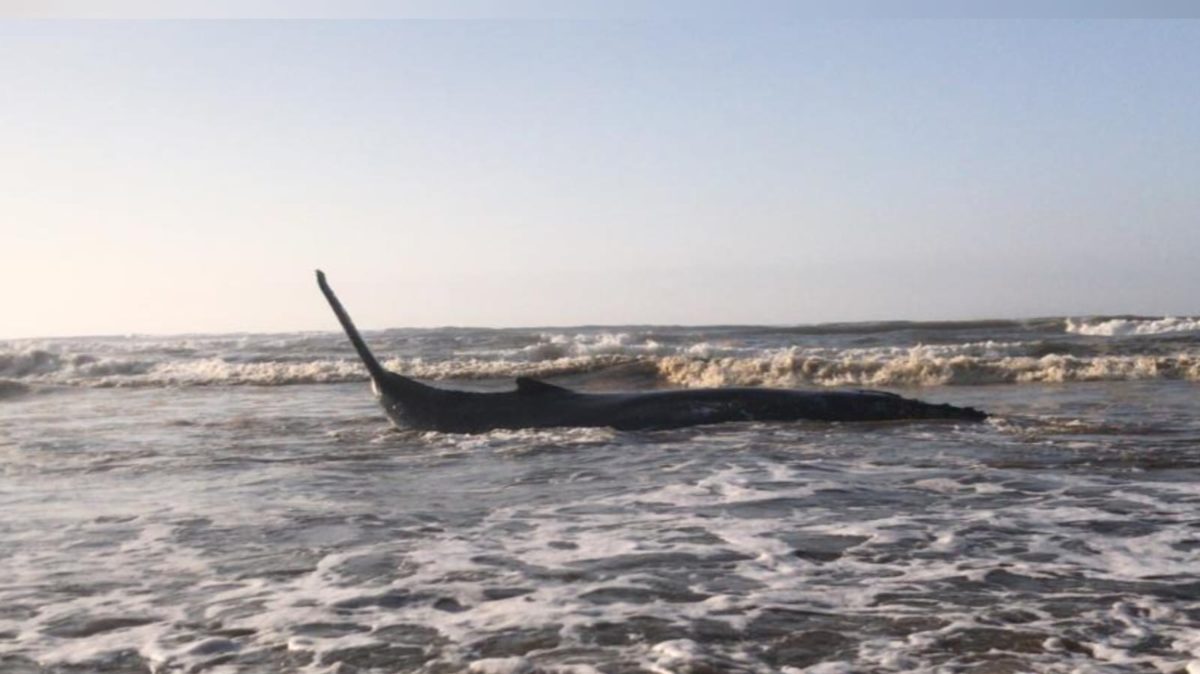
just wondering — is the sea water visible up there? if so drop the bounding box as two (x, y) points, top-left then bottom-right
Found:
(2, 317), (1199, 673)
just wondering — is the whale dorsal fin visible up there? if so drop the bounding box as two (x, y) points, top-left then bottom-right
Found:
(515, 377), (571, 396)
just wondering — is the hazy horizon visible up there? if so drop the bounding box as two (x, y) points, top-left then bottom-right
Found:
(4, 13), (1199, 339)
(5, 285), (1195, 342)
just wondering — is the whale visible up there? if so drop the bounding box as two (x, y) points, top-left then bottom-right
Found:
(316, 271), (987, 432)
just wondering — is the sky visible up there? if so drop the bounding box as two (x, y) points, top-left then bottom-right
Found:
(2, 8), (1198, 337)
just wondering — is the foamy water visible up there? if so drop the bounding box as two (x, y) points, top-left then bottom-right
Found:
(3, 316), (1200, 390)
(1066, 316), (1200, 337)
(2, 320), (1200, 673)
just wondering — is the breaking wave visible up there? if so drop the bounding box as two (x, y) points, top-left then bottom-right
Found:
(0, 348), (155, 380)
(0, 379), (31, 399)
(656, 349), (1200, 387)
(1066, 316), (1200, 337)
(4, 337), (1199, 389)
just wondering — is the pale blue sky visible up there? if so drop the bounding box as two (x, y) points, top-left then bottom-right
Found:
(2, 15), (1198, 337)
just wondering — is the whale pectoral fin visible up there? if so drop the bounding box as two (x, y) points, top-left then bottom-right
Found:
(515, 377), (572, 396)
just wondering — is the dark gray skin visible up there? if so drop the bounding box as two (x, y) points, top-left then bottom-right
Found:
(317, 271), (987, 433)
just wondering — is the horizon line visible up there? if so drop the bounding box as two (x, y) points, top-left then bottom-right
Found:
(3, 312), (1181, 342)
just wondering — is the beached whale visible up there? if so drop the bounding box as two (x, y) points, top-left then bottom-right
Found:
(316, 271), (987, 432)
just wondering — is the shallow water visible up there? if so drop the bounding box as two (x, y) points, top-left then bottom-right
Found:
(2, 321), (1200, 673)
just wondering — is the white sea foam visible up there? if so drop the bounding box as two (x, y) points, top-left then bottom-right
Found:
(468, 656), (534, 673)
(647, 639), (708, 674)
(657, 347), (1200, 387)
(7, 337), (1200, 389)
(6, 390), (1200, 674)
(1066, 316), (1200, 337)
(518, 332), (676, 360)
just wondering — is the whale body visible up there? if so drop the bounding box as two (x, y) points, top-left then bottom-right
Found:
(316, 271), (987, 432)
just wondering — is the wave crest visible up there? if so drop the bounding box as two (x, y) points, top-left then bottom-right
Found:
(1066, 317), (1200, 337)
(0, 348), (154, 380)
(657, 349), (1200, 387)
(5, 329), (1200, 389)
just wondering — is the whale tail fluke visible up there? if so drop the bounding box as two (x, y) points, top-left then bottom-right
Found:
(316, 270), (440, 401)
(317, 271), (437, 429)
(316, 270), (391, 382)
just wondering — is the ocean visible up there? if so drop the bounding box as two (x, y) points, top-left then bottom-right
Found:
(2, 316), (1199, 673)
